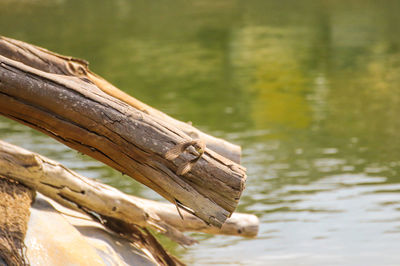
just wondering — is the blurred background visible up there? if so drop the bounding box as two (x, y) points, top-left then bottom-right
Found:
(2, 0), (400, 265)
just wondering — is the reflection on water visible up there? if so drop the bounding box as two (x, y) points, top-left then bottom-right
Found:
(2, 0), (400, 265)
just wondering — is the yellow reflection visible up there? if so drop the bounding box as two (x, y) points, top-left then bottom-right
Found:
(232, 26), (312, 132)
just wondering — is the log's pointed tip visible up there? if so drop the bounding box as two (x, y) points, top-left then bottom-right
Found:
(230, 213), (260, 238)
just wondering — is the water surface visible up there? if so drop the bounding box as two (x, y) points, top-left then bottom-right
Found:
(2, 1), (400, 265)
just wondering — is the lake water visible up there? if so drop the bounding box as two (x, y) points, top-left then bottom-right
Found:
(2, 1), (400, 265)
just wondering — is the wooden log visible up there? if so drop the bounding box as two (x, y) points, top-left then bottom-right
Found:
(0, 36), (241, 163)
(0, 140), (195, 246)
(138, 199), (259, 238)
(0, 55), (246, 227)
(0, 140), (258, 239)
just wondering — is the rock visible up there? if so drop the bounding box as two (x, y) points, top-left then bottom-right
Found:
(25, 193), (156, 266)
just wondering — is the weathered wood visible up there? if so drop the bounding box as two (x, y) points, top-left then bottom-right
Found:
(0, 54), (246, 227)
(0, 177), (34, 266)
(0, 36), (241, 163)
(0, 140), (195, 246)
(0, 140), (258, 240)
(138, 199), (259, 238)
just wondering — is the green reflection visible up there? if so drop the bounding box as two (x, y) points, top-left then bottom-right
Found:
(3, 0), (400, 264)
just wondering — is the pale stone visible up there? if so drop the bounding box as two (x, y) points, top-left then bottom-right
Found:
(25, 194), (156, 266)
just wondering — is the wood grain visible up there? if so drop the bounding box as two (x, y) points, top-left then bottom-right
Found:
(0, 53), (246, 227)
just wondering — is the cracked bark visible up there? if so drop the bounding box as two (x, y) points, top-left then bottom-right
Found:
(0, 36), (241, 163)
(0, 45), (246, 227)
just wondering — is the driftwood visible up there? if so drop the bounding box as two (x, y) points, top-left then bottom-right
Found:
(0, 36), (241, 163)
(138, 199), (259, 238)
(0, 42), (246, 227)
(0, 140), (258, 240)
(0, 177), (34, 266)
(0, 140), (194, 246)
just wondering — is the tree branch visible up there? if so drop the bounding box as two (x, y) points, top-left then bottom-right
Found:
(0, 140), (258, 241)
